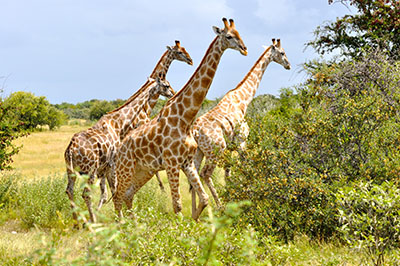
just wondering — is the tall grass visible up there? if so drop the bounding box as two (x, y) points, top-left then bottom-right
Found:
(0, 123), (375, 265)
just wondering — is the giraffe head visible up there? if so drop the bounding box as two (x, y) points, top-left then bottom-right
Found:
(153, 73), (175, 98)
(265, 38), (291, 70)
(167, 40), (193, 66)
(212, 18), (247, 56)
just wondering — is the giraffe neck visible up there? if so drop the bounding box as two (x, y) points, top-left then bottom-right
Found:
(161, 37), (224, 128)
(219, 46), (273, 115)
(149, 50), (174, 79)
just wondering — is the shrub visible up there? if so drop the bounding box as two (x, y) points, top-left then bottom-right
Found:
(17, 176), (71, 229)
(0, 97), (26, 171)
(337, 181), (400, 266)
(220, 49), (400, 241)
(2, 91), (65, 130)
(222, 112), (338, 242)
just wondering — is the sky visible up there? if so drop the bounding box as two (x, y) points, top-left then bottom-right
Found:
(0, 0), (355, 104)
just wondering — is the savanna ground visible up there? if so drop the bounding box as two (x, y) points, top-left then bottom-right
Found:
(0, 123), (366, 265)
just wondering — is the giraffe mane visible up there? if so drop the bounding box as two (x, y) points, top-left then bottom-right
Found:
(107, 79), (154, 114)
(149, 50), (169, 78)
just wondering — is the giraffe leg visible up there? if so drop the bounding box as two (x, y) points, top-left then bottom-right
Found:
(113, 184), (124, 219)
(65, 170), (78, 228)
(194, 148), (204, 173)
(166, 167), (183, 214)
(97, 174), (108, 210)
(155, 172), (165, 191)
(82, 174), (96, 223)
(200, 159), (222, 209)
(183, 161), (209, 221)
(190, 148), (204, 210)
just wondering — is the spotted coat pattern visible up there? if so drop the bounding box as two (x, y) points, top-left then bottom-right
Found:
(64, 41), (192, 225)
(112, 18), (248, 221)
(191, 39), (291, 207)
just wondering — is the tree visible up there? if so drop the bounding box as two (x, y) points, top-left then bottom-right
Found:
(307, 0), (400, 59)
(0, 88), (27, 171)
(89, 100), (114, 120)
(2, 91), (65, 130)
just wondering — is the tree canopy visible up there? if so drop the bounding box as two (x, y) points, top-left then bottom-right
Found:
(307, 0), (400, 59)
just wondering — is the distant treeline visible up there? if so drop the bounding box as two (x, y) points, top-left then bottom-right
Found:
(53, 94), (278, 121)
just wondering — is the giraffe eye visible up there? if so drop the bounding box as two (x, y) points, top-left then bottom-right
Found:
(226, 35), (233, 40)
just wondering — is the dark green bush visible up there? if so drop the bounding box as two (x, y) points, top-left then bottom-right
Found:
(337, 181), (400, 266)
(221, 49), (400, 241)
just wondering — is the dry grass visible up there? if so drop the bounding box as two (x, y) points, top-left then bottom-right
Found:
(10, 125), (87, 179)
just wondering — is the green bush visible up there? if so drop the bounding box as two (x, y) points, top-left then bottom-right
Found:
(28, 201), (262, 265)
(0, 98), (26, 171)
(222, 113), (338, 242)
(337, 181), (400, 266)
(220, 49), (400, 241)
(2, 91), (66, 130)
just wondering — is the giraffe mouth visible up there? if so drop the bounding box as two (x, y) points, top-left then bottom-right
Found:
(240, 49), (248, 56)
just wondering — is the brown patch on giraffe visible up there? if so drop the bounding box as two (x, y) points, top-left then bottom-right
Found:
(200, 66), (206, 76)
(179, 145), (186, 154)
(170, 104), (178, 116)
(183, 96), (191, 108)
(163, 126), (171, 136)
(144, 154), (154, 162)
(135, 149), (144, 159)
(147, 127), (156, 140)
(164, 149), (172, 158)
(193, 90), (205, 106)
(192, 80), (199, 88)
(169, 116), (179, 127)
(206, 68), (215, 78)
(170, 127), (180, 139)
(148, 142), (157, 154)
(213, 53), (219, 61)
(211, 60), (217, 70)
(141, 146), (150, 155)
(184, 108), (198, 122)
(201, 77), (212, 88)
(154, 135), (163, 145)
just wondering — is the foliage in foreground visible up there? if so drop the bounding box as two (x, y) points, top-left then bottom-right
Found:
(337, 181), (400, 266)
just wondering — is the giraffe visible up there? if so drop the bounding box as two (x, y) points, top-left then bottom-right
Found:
(112, 18), (247, 221)
(64, 41), (193, 225)
(191, 38), (291, 208)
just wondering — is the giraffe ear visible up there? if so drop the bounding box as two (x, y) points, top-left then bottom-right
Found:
(166, 46), (172, 51)
(213, 26), (223, 35)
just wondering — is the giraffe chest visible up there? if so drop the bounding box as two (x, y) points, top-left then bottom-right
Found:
(124, 127), (196, 171)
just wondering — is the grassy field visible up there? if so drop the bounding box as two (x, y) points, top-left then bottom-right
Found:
(0, 125), (368, 265)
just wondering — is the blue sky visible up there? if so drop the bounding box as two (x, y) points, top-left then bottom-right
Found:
(0, 0), (354, 104)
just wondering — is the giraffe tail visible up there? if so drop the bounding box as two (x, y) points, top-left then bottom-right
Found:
(65, 140), (75, 175)
(105, 146), (117, 204)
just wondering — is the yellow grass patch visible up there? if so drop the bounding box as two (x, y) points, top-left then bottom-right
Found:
(10, 125), (87, 179)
